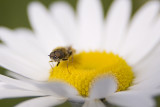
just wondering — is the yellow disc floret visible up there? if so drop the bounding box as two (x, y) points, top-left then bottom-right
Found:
(49, 51), (134, 97)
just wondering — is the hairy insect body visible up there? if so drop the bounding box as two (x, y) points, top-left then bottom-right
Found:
(49, 46), (75, 66)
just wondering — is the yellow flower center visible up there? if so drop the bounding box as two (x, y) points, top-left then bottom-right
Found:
(49, 51), (134, 97)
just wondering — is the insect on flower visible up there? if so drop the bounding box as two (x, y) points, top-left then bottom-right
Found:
(49, 46), (76, 67)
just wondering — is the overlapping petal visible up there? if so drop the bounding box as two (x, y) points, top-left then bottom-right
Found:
(28, 2), (66, 53)
(76, 0), (103, 51)
(104, 0), (131, 53)
(89, 76), (117, 99)
(120, 1), (160, 65)
(107, 91), (155, 107)
(50, 2), (77, 45)
(15, 96), (67, 107)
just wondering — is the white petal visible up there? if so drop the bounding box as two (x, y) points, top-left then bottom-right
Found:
(104, 0), (131, 53)
(0, 82), (6, 89)
(0, 82), (19, 90)
(0, 89), (46, 99)
(89, 76), (117, 99)
(107, 91), (155, 107)
(35, 81), (79, 98)
(6, 71), (34, 82)
(13, 28), (46, 54)
(83, 100), (105, 107)
(0, 74), (40, 91)
(50, 2), (77, 44)
(0, 46), (49, 81)
(124, 17), (160, 65)
(130, 71), (160, 90)
(69, 96), (85, 103)
(14, 28), (50, 64)
(128, 89), (160, 97)
(130, 80), (159, 91)
(15, 96), (67, 107)
(5, 71), (47, 87)
(0, 27), (50, 70)
(28, 2), (66, 53)
(133, 43), (160, 83)
(119, 1), (160, 65)
(76, 0), (103, 51)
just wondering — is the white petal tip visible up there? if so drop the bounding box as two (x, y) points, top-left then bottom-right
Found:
(89, 76), (117, 99)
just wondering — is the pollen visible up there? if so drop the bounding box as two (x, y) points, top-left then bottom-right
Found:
(49, 51), (134, 97)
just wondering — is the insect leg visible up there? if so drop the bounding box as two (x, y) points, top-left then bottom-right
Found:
(49, 61), (54, 69)
(62, 59), (69, 67)
(67, 59), (71, 73)
(57, 62), (60, 66)
(72, 55), (74, 63)
(62, 59), (70, 73)
(62, 59), (68, 61)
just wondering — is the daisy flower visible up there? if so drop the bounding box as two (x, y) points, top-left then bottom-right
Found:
(0, 0), (160, 107)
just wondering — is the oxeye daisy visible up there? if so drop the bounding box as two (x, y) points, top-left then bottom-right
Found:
(0, 0), (160, 107)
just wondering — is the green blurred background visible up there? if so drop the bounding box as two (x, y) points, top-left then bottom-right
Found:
(0, 0), (160, 106)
